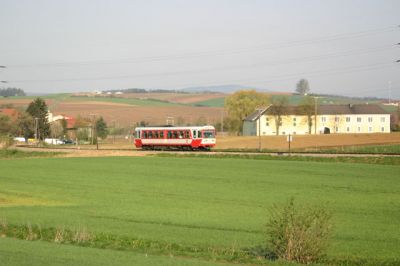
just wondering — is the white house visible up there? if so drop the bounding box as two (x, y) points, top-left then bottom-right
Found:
(243, 104), (390, 136)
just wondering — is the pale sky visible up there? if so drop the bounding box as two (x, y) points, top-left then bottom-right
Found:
(0, 0), (399, 98)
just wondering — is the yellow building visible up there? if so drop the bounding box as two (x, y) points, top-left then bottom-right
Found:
(243, 104), (390, 136)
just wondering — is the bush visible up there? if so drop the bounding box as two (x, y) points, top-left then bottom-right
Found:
(0, 135), (13, 149)
(266, 198), (332, 264)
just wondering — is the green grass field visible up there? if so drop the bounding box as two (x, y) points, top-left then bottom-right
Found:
(66, 96), (181, 106)
(0, 237), (235, 266)
(305, 144), (400, 154)
(1, 156), (399, 265)
(192, 97), (225, 107)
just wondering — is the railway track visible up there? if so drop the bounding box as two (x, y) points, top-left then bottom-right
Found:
(13, 145), (400, 157)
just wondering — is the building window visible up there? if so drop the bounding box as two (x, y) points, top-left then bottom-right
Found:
(346, 127), (350, 132)
(358, 127), (361, 132)
(368, 117), (373, 123)
(346, 117), (351, 122)
(335, 127), (339, 132)
(380, 117), (385, 123)
(357, 117), (362, 122)
(335, 117), (340, 122)
(321, 117), (326, 123)
(282, 131), (286, 135)
(369, 127), (372, 132)
(381, 127), (385, 132)
(266, 117), (269, 127)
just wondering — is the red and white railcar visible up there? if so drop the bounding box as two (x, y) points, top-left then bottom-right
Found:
(134, 125), (216, 150)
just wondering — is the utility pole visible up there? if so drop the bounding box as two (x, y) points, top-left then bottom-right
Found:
(34, 117), (39, 143)
(112, 120), (116, 144)
(221, 110), (224, 133)
(0, 66), (6, 84)
(258, 109), (261, 152)
(314, 97), (318, 135)
(388, 81), (392, 104)
(89, 114), (96, 146)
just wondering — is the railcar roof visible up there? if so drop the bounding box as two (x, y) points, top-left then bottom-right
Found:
(135, 125), (215, 130)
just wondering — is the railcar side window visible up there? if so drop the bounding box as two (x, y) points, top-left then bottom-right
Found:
(160, 131), (164, 138)
(198, 131), (202, 138)
(143, 131), (148, 138)
(154, 131), (159, 139)
(167, 131), (172, 139)
(193, 130), (196, 139)
(185, 131), (190, 139)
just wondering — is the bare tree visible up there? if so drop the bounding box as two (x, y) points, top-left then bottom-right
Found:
(299, 96), (315, 134)
(270, 96), (289, 135)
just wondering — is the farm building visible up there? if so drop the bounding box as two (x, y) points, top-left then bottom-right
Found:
(243, 104), (390, 136)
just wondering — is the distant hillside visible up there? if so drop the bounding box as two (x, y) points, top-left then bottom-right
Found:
(180, 85), (269, 94)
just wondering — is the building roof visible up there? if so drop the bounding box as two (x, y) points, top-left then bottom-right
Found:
(64, 116), (76, 129)
(244, 104), (388, 121)
(318, 104), (388, 115)
(0, 108), (19, 119)
(243, 108), (268, 122)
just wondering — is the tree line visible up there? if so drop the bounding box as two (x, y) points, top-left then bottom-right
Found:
(0, 88), (26, 97)
(0, 98), (109, 143)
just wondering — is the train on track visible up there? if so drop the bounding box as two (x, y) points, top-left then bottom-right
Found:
(134, 125), (216, 150)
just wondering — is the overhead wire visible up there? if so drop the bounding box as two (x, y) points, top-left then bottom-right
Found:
(5, 25), (398, 68)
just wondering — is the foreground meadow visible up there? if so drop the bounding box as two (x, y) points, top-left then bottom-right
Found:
(0, 155), (399, 265)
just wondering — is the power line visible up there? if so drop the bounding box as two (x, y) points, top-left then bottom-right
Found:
(5, 43), (397, 84)
(5, 26), (398, 68)
(7, 61), (396, 85)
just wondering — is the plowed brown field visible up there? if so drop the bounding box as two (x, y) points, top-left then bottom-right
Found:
(53, 102), (223, 126)
(216, 133), (400, 150)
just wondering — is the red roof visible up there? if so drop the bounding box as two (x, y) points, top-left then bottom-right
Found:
(0, 108), (19, 120)
(64, 116), (76, 129)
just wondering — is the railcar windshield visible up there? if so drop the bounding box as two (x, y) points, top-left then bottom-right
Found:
(202, 130), (215, 139)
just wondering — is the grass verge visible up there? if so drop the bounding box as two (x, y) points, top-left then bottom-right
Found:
(155, 152), (400, 166)
(0, 149), (60, 159)
(1, 221), (399, 266)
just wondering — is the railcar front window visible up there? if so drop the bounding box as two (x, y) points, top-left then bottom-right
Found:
(203, 131), (215, 138)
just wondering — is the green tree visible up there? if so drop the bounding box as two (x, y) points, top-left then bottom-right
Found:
(224, 90), (270, 135)
(95, 116), (108, 140)
(14, 112), (35, 141)
(270, 96), (289, 135)
(60, 118), (68, 136)
(299, 96), (315, 134)
(26, 98), (50, 140)
(0, 113), (11, 135)
(296, 79), (310, 95)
